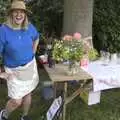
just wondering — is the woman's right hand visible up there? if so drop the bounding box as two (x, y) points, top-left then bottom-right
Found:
(0, 72), (12, 80)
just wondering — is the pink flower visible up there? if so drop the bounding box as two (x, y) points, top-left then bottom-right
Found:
(73, 32), (81, 40)
(63, 35), (72, 41)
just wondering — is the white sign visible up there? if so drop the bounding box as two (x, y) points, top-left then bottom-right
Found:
(46, 96), (62, 120)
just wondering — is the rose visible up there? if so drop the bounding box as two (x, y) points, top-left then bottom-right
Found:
(73, 32), (81, 40)
(63, 35), (72, 41)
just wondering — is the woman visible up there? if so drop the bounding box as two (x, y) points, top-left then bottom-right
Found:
(0, 0), (40, 120)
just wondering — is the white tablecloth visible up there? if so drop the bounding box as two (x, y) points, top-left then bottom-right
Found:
(82, 60), (120, 92)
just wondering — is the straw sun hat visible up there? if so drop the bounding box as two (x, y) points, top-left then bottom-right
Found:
(9, 0), (31, 14)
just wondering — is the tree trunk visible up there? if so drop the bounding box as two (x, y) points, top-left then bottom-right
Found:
(63, 0), (94, 37)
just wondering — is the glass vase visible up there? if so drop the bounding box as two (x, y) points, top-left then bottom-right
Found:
(67, 60), (79, 75)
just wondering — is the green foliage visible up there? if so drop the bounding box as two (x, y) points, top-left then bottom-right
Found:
(0, 0), (10, 23)
(27, 0), (63, 36)
(52, 37), (84, 62)
(52, 40), (65, 61)
(93, 0), (120, 53)
(88, 48), (99, 61)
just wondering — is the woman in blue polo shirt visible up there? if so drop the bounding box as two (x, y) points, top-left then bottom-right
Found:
(0, 1), (39, 120)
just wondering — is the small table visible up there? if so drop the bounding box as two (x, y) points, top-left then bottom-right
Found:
(44, 64), (92, 120)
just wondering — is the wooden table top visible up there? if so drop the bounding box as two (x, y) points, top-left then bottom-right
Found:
(44, 64), (92, 82)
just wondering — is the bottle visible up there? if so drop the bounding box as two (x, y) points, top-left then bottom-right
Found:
(48, 49), (55, 68)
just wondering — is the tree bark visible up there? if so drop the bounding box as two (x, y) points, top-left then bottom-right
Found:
(63, 0), (94, 37)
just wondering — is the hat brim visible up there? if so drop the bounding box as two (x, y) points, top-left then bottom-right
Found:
(8, 8), (32, 14)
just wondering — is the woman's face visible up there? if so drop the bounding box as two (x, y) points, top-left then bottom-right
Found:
(12, 9), (26, 26)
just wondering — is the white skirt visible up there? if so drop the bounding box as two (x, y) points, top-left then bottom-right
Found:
(5, 58), (39, 99)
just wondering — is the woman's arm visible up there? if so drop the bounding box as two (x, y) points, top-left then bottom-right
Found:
(33, 38), (39, 54)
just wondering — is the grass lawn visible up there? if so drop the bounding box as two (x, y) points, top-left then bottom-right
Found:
(1, 67), (120, 120)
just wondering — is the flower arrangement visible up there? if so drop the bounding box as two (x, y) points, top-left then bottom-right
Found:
(52, 32), (98, 62)
(52, 32), (99, 75)
(52, 33), (83, 62)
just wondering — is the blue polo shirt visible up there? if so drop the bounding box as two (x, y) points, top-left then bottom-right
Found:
(0, 23), (39, 68)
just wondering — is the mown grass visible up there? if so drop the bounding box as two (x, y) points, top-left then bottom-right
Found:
(1, 67), (120, 120)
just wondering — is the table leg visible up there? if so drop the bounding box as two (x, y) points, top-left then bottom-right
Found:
(53, 82), (57, 98)
(63, 82), (68, 120)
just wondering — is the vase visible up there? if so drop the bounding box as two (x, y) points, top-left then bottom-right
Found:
(67, 60), (79, 75)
